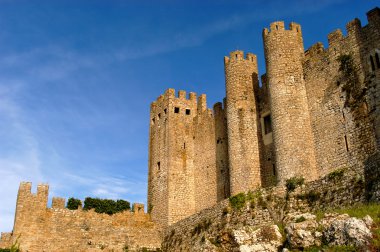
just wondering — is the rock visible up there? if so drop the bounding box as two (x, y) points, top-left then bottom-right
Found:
(362, 215), (373, 228)
(322, 215), (372, 248)
(232, 225), (283, 252)
(285, 214), (319, 249)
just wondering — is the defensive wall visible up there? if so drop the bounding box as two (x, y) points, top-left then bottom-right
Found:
(148, 7), (380, 228)
(0, 182), (161, 251)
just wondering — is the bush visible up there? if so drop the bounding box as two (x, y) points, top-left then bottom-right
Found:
(66, 197), (82, 210)
(285, 176), (305, 192)
(295, 216), (306, 223)
(229, 193), (247, 210)
(83, 197), (130, 215)
(327, 168), (345, 181)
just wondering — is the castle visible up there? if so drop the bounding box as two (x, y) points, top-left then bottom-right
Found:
(0, 7), (379, 252)
(148, 7), (380, 227)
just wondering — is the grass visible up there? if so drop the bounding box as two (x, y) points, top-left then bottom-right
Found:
(314, 203), (380, 250)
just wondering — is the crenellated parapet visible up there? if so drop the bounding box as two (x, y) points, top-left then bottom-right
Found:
(5, 182), (161, 251)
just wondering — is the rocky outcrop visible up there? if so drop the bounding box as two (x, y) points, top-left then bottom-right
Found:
(285, 213), (373, 250)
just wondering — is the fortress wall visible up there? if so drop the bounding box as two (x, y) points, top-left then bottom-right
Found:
(214, 100), (230, 201)
(162, 167), (372, 251)
(1, 183), (161, 251)
(165, 90), (198, 226)
(224, 51), (262, 195)
(358, 8), (380, 149)
(193, 95), (218, 211)
(148, 90), (172, 226)
(263, 22), (318, 184)
(257, 74), (276, 187)
(303, 10), (379, 177)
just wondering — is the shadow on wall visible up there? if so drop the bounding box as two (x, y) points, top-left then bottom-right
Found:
(364, 151), (380, 202)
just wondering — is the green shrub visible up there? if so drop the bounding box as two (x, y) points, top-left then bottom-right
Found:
(285, 176), (305, 192)
(295, 216), (306, 223)
(229, 193), (247, 210)
(83, 197), (130, 215)
(66, 197), (82, 210)
(327, 168), (345, 181)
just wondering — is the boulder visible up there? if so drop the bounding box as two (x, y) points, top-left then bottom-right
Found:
(232, 225), (283, 252)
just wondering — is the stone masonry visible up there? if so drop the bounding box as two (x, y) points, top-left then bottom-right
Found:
(0, 182), (161, 251)
(0, 7), (379, 252)
(148, 7), (380, 227)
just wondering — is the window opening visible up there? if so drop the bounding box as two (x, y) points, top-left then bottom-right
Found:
(157, 162), (161, 170)
(235, 54), (238, 60)
(152, 118), (155, 125)
(376, 52), (380, 69)
(370, 55), (375, 71)
(158, 113), (161, 119)
(272, 164), (276, 176)
(276, 25), (278, 30)
(174, 107), (180, 113)
(185, 109), (191, 115)
(184, 143), (186, 149)
(263, 114), (272, 134)
(164, 108), (167, 114)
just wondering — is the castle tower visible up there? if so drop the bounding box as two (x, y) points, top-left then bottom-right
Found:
(224, 51), (262, 195)
(263, 22), (318, 183)
(148, 89), (197, 227)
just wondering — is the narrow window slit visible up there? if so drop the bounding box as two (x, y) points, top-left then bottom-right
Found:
(344, 135), (349, 152)
(370, 55), (375, 71)
(157, 162), (161, 170)
(375, 52), (380, 69)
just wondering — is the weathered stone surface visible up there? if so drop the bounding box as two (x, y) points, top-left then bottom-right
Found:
(285, 213), (319, 249)
(233, 225), (283, 252)
(322, 214), (373, 248)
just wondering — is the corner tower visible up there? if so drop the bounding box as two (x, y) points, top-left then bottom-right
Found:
(263, 22), (318, 183)
(148, 89), (197, 227)
(224, 51), (262, 195)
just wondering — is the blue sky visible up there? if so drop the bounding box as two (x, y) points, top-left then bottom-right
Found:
(0, 0), (377, 232)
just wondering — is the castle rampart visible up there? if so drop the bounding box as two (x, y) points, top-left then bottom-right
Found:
(1, 7), (379, 251)
(1, 182), (161, 251)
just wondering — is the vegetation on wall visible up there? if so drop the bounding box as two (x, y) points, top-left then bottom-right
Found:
(83, 197), (131, 215)
(285, 176), (305, 192)
(337, 54), (363, 110)
(66, 197), (82, 210)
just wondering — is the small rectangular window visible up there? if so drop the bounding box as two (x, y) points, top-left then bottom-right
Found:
(157, 162), (161, 170)
(174, 107), (180, 113)
(185, 109), (191, 115)
(264, 115), (272, 134)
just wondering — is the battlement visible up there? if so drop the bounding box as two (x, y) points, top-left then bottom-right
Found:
(263, 21), (302, 35)
(367, 7), (380, 25)
(52, 197), (66, 209)
(150, 88), (212, 123)
(224, 50), (257, 66)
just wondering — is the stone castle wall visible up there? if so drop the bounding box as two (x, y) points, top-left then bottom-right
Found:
(148, 7), (380, 228)
(162, 164), (380, 251)
(263, 21), (318, 184)
(0, 182), (161, 251)
(148, 89), (229, 227)
(303, 9), (380, 177)
(224, 51), (262, 195)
